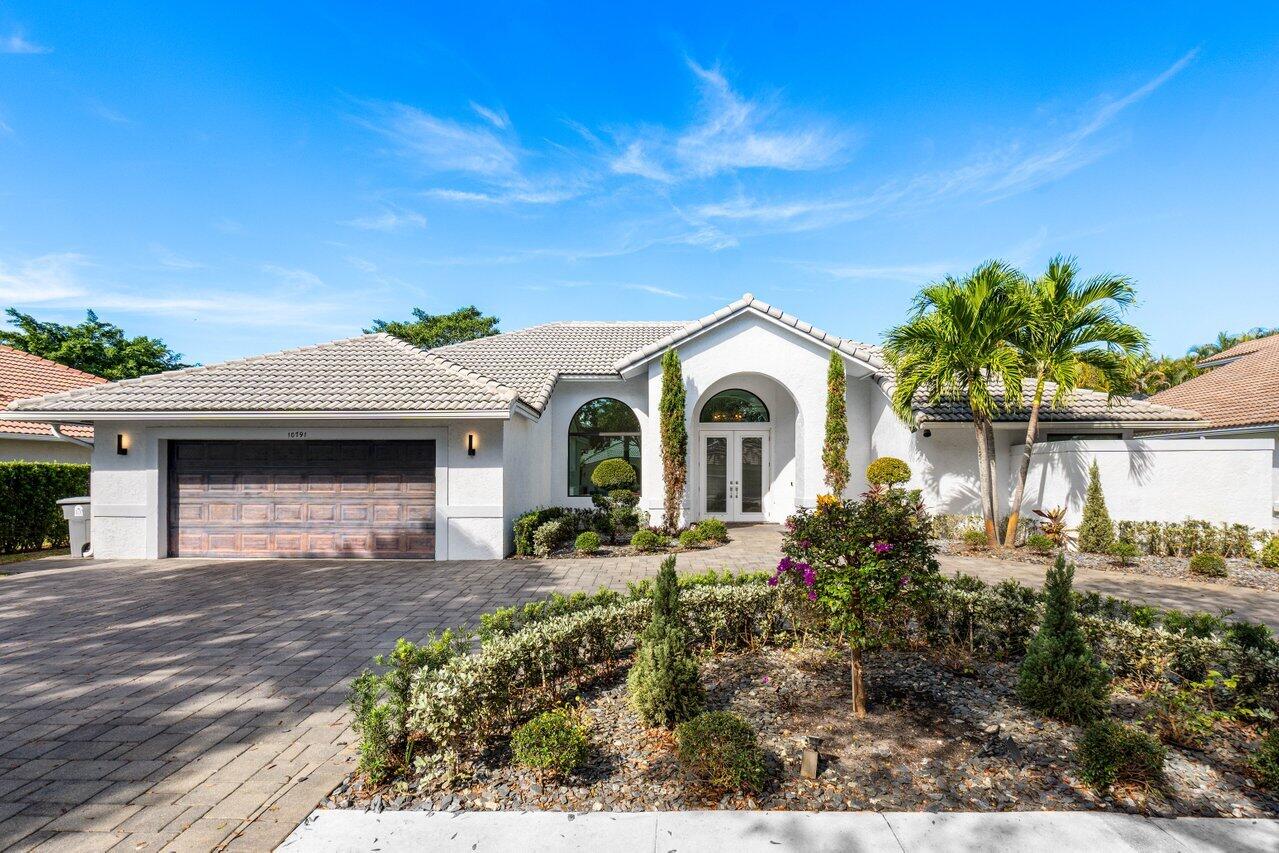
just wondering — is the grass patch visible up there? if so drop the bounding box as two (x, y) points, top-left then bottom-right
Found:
(0, 547), (70, 566)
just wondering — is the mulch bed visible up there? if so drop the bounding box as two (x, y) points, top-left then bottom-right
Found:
(328, 645), (1278, 817)
(511, 538), (730, 561)
(939, 541), (1279, 594)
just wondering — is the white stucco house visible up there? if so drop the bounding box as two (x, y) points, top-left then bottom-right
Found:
(6, 294), (1272, 561)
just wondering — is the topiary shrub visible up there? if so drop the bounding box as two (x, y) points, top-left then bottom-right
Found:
(675, 711), (765, 793)
(678, 528), (703, 549)
(695, 518), (729, 543)
(590, 458), (637, 492)
(574, 531), (601, 555)
(1026, 533), (1055, 554)
(1189, 552), (1227, 578)
(510, 708), (590, 777)
(1251, 728), (1279, 790)
(1076, 718), (1166, 792)
(1108, 540), (1139, 567)
(962, 529), (990, 550)
(631, 529), (665, 553)
(866, 456), (911, 488)
(628, 556), (703, 727)
(1077, 460), (1114, 554)
(1017, 555), (1110, 724)
(1261, 537), (1279, 570)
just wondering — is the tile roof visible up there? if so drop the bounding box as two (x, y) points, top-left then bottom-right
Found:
(904, 377), (1203, 425)
(1149, 333), (1279, 430)
(0, 345), (105, 439)
(5, 334), (517, 415)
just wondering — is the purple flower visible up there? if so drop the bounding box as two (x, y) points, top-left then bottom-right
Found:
(767, 575), (779, 587)
(873, 541), (893, 554)
(807, 589), (818, 602)
(761, 676), (772, 685)
(799, 539), (812, 550)
(778, 556), (794, 572)
(801, 565), (816, 587)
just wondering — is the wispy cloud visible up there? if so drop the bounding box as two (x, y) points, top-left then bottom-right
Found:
(261, 264), (323, 288)
(621, 283), (686, 299)
(470, 101), (510, 130)
(363, 101), (520, 177)
(150, 244), (203, 270)
(89, 102), (130, 125)
(0, 253), (89, 302)
(341, 206), (427, 231)
(799, 261), (955, 285)
(1, 29), (50, 55)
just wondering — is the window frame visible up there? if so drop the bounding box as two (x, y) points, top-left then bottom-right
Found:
(698, 388), (771, 424)
(567, 397), (642, 497)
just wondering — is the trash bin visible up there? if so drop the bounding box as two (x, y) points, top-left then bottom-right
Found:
(57, 496), (92, 558)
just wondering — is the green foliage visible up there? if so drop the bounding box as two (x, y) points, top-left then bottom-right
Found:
(1026, 533), (1055, 554)
(1076, 719), (1165, 792)
(510, 709), (590, 776)
(366, 305), (499, 349)
(865, 456), (911, 487)
(0, 462), (90, 554)
(822, 351), (850, 495)
(574, 531), (601, 554)
(1261, 537), (1279, 570)
(675, 711), (765, 793)
(513, 507), (567, 556)
(1188, 553), (1227, 578)
(678, 528), (703, 548)
(1108, 540), (1138, 566)
(1116, 519), (1261, 558)
(659, 348), (688, 534)
(1077, 460), (1114, 553)
(1, 309), (187, 379)
(695, 517), (729, 542)
(628, 557), (704, 727)
(1146, 669), (1238, 747)
(533, 518), (570, 557)
(1251, 728), (1279, 789)
(591, 458), (637, 491)
(477, 588), (625, 644)
(962, 529), (990, 550)
(1017, 555), (1110, 724)
(630, 529), (665, 553)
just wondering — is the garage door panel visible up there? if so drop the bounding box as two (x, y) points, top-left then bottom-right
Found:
(168, 440), (435, 559)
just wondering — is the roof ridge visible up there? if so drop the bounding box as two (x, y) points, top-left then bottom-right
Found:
(370, 333), (520, 403)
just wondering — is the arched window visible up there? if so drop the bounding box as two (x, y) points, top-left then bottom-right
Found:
(699, 389), (770, 423)
(568, 398), (641, 496)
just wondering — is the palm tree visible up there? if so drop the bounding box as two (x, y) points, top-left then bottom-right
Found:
(1003, 257), (1148, 546)
(883, 261), (1028, 548)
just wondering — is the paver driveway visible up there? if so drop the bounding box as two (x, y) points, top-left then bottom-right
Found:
(0, 528), (782, 852)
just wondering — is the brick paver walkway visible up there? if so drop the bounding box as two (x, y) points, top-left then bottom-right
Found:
(3, 525), (1276, 851)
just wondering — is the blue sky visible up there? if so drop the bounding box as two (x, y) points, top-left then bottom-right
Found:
(1, 3), (1277, 364)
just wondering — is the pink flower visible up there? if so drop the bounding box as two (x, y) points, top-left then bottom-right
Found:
(873, 541), (893, 554)
(807, 589), (818, 602)
(767, 575), (779, 587)
(761, 676), (771, 685)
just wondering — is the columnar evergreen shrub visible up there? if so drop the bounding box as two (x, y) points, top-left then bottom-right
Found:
(1252, 728), (1279, 789)
(1076, 719), (1166, 792)
(675, 711), (765, 792)
(821, 351), (850, 496)
(1017, 555), (1110, 724)
(627, 556), (703, 727)
(659, 349), (688, 534)
(1077, 460), (1114, 553)
(0, 461), (90, 553)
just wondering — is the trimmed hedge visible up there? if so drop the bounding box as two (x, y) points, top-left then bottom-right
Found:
(0, 461), (89, 554)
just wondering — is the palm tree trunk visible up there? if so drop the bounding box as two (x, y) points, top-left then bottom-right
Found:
(1005, 376), (1046, 547)
(973, 416), (998, 546)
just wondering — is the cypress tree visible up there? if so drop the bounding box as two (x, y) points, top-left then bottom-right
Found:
(659, 349), (687, 534)
(822, 350), (850, 496)
(628, 556), (703, 727)
(1077, 460), (1114, 553)
(1017, 554), (1110, 724)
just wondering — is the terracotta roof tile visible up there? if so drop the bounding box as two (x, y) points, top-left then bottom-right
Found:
(0, 345), (105, 439)
(1150, 334), (1279, 429)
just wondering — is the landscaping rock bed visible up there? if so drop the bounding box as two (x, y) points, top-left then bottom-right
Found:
(937, 540), (1279, 594)
(326, 645), (1277, 817)
(514, 538), (729, 561)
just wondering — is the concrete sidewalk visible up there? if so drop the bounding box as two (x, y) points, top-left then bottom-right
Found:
(279, 809), (1279, 852)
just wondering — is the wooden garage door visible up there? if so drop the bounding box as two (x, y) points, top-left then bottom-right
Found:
(168, 440), (436, 559)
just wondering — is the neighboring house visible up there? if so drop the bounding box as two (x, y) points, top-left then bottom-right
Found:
(0, 344), (106, 463)
(4, 294), (1215, 560)
(1148, 332), (1279, 520)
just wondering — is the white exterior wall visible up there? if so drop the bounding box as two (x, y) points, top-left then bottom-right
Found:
(0, 435), (93, 463)
(1016, 437), (1276, 530)
(502, 409), (553, 555)
(87, 418), (509, 560)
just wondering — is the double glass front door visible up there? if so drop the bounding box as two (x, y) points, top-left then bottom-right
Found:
(701, 431), (768, 521)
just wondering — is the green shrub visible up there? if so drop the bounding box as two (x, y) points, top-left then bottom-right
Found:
(631, 529), (665, 552)
(0, 462), (90, 554)
(574, 531), (601, 554)
(1115, 519), (1262, 559)
(962, 529), (989, 550)
(590, 458), (637, 491)
(1077, 460), (1114, 553)
(678, 528), (703, 549)
(628, 556), (703, 727)
(513, 507), (566, 556)
(1017, 555), (1110, 725)
(1026, 533), (1055, 554)
(510, 709), (589, 776)
(695, 518), (729, 543)
(1261, 537), (1279, 570)
(1146, 670), (1237, 748)
(1188, 552), (1227, 578)
(1108, 540), (1139, 566)
(865, 456), (911, 487)
(533, 518), (570, 557)
(1076, 719), (1165, 792)
(675, 711), (765, 793)
(1251, 728), (1279, 789)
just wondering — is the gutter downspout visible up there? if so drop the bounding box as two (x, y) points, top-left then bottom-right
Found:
(49, 423), (94, 450)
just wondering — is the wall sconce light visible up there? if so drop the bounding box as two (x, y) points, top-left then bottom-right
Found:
(116, 433), (130, 455)
(922, 429), (932, 438)
(466, 432), (477, 456)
